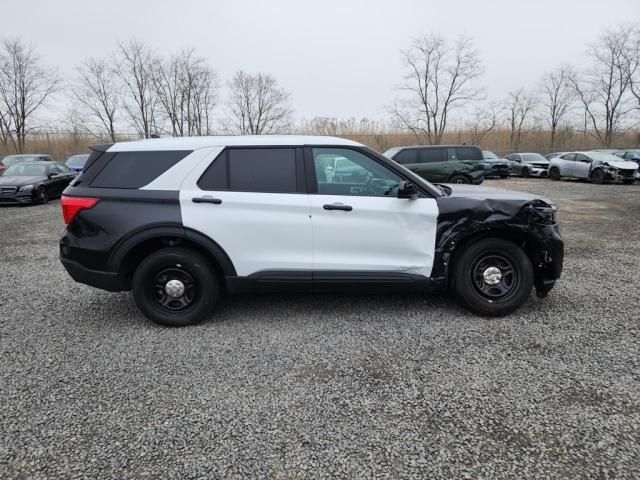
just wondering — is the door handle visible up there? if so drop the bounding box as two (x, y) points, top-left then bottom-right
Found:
(192, 197), (222, 205)
(323, 203), (352, 211)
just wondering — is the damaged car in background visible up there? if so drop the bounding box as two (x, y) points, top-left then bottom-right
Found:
(59, 136), (563, 327)
(505, 153), (550, 177)
(549, 151), (639, 184)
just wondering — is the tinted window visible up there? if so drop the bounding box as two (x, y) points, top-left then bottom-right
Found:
(229, 148), (296, 193)
(574, 154), (590, 162)
(91, 151), (190, 189)
(198, 151), (228, 190)
(50, 164), (65, 174)
(313, 148), (403, 197)
(456, 147), (483, 161)
(419, 148), (445, 163)
(392, 149), (417, 165)
(561, 153), (576, 161)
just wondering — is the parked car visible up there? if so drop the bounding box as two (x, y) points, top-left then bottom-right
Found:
(65, 153), (90, 172)
(0, 161), (76, 204)
(0, 153), (54, 175)
(481, 151), (510, 178)
(614, 149), (640, 167)
(383, 145), (485, 184)
(549, 151), (639, 184)
(59, 136), (563, 327)
(505, 153), (550, 177)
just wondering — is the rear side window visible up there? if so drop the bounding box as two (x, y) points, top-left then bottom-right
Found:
(392, 149), (417, 165)
(199, 148), (297, 193)
(419, 148), (445, 163)
(456, 147), (482, 161)
(91, 151), (190, 189)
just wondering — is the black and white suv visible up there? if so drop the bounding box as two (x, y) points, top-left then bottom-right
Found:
(59, 136), (564, 327)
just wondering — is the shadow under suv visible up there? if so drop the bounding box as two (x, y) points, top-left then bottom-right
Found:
(59, 136), (563, 327)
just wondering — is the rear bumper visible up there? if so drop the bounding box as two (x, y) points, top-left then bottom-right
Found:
(60, 257), (124, 292)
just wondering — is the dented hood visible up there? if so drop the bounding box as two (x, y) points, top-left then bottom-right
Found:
(442, 183), (554, 205)
(597, 160), (638, 170)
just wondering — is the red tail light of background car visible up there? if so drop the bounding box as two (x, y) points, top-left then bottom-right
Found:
(61, 196), (99, 224)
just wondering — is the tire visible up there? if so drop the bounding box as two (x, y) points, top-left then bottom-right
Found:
(132, 247), (219, 327)
(500, 174), (509, 179)
(452, 238), (534, 316)
(37, 186), (48, 204)
(521, 167), (531, 178)
(623, 179), (635, 185)
(549, 167), (561, 181)
(448, 174), (471, 184)
(590, 169), (605, 185)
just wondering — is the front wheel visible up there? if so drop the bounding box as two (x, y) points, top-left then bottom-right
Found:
(521, 168), (531, 178)
(590, 169), (605, 184)
(448, 174), (471, 184)
(452, 238), (534, 316)
(37, 186), (49, 204)
(549, 167), (561, 181)
(132, 247), (219, 327)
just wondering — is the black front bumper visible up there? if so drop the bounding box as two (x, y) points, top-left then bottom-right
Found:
(532, 224), (564, 297)
(60, 257), (124, 292)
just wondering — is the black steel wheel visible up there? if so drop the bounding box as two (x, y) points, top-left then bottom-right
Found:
(132, 247), (219, 327)
(590, 169), (605, 184)
(37, 186), (48, 204)
(549, 167), (561, 181)
(453, 238), (533, 316)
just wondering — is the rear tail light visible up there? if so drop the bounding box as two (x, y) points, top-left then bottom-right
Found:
(61, 195), (99, 224)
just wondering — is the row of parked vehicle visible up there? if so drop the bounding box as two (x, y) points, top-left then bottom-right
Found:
(382, 145), (640, 185)
(0, 153), (89, 205)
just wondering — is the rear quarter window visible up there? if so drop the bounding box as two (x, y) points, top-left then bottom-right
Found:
(455, 147), (483, 161)
(392, 149), (417, 165)
(419, 148), (445, 163)
(90, 151), (191, 189)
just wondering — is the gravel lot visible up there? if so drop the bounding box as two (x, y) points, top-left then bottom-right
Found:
(1, 178), (639, 479)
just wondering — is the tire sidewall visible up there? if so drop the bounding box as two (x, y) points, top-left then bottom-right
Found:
(549, 167), (560, 180)
(449, 175), (470, 184)
(453, 238), (534, 316)
(591, 169), (605, 184)
(132, 248), (218, 327)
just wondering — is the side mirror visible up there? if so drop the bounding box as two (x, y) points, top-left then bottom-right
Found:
(398, 181), (419, 199)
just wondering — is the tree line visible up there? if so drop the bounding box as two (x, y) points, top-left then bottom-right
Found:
(1, 26), (639, 153)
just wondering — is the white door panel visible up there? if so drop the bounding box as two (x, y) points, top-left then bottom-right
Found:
(180, 191), (312, 276)
(310, 195), (439, 277)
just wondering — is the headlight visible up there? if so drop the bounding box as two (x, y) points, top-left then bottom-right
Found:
(529, 204), (557, 225)
(18, 185), (34, 192)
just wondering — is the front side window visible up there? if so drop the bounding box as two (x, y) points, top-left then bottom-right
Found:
(313, 148), (403, 197)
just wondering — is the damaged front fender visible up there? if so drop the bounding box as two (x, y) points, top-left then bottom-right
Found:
(432, 195), (564, 297)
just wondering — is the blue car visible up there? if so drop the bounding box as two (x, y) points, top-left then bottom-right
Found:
(65, 154), (90, 173)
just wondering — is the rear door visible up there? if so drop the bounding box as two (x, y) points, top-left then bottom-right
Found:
(307, 147), (439, 278)
(179, 147), (312, 277)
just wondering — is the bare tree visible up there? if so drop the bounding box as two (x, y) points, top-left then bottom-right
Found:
(467, 102), (499, 146)
(152, 49), (218, 136)
(621, 27), (640, 112)
(116, 40), (158, 138)
(225, 71), (293, 135)
(569, 28), (635, 146)
(0, 38), (59, 152)
(539, 64), (576, 150)
(393, 34), (484, 145)
(71, 57), (120, 141)
(504, 88), (537, 151)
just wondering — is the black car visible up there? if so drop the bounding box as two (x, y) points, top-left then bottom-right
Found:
(0, 161), (76, 205)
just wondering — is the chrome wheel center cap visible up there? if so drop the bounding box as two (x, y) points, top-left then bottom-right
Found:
(483, 267), (502, 285)
(165, 279), (185, 298)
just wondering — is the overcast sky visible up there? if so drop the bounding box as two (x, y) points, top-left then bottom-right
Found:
(3, 0), (639, 121)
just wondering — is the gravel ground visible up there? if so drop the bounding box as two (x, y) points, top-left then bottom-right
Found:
(1, 178), (639, 479)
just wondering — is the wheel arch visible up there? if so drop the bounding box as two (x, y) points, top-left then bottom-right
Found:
(107, 224), (236, 290)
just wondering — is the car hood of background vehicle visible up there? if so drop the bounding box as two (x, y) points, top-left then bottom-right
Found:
(0, 175), (43, 187)
(597, 160), (639, 170)
(524, 159), (550, 167)
(443, 183), (553, 204)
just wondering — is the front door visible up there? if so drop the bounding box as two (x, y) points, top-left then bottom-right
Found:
(308, 147), (439, 277)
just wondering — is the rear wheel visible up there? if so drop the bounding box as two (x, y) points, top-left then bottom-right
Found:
(590, 169), (605, 184)
(549, 167), (561, 181)
(452, 238), (533, 316)
(448, 174), (470, 184)
(132, 247), (219, 327)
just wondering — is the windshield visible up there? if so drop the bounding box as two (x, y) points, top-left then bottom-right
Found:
(1, 154), (38, 167)
(66, 154), (89, 167)
(2, 163), (47, 177)
(482, 151), (499, 159)
(522, 153), (547, 163)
